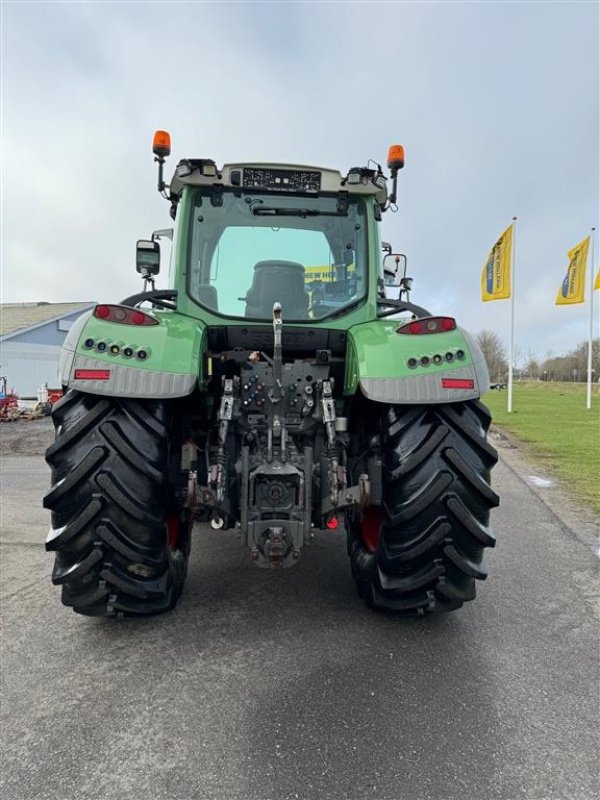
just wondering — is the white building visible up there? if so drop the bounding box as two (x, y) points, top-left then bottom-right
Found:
(0, 302), (95, 397)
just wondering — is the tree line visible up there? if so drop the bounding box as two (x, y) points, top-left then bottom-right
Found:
(475, 331), (600, 383)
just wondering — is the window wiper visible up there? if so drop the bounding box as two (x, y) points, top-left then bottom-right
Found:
(252, 207), (347, 218)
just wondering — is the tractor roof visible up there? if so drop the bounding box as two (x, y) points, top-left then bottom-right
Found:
(169, 161), (387, 203)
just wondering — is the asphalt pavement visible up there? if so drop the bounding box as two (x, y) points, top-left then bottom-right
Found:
(0, 419), (598, 800)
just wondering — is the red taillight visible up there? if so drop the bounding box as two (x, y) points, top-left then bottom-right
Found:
(93, 305), (159, 326)
(131, 311), (147, 325)
(397, 317), (456, 334)
(74, 369), (111, 380)
(441, 378), (474, 389)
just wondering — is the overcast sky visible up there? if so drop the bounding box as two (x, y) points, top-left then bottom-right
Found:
(2, 0), (598, 358)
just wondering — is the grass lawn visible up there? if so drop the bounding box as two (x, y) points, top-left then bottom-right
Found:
(483, 381), (600, 513)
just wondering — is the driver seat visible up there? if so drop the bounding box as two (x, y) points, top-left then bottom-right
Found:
(244, 260), (309, 319)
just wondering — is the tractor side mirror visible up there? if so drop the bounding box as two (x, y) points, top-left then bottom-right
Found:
(136, 240), (160, 277)
(383, 253), (407, 286)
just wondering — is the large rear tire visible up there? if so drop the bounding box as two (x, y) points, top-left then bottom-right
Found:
(44, 390), (190, 617)
(349, 400), (499, 615)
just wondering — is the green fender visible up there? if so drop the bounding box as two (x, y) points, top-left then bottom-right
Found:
(58, 310), (205, 398)
(344, 319), (490, 404)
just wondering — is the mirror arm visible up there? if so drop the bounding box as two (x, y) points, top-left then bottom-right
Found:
(142, 272), (156, 292)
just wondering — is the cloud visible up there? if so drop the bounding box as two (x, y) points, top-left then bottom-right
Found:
(2, 1), (598, 357)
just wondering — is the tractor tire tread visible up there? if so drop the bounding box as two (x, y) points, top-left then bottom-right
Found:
(350, 400), (497, 615)
(45, 389), (188, 618)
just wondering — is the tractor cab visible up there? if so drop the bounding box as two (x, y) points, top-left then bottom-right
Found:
(141, 131), (415, 327)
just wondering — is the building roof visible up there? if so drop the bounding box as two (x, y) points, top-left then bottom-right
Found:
(0, 302), (95, 337)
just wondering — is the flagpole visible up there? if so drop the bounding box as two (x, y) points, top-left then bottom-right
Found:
(507, 216), (517, 413)
(586, 226), (596, 410)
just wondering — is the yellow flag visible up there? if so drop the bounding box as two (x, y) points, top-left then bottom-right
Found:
(481, 224), (513, 301)
(555, 236), (590, 305)
(594, 268), (600, 291)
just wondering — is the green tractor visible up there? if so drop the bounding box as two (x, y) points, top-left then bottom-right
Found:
(44, 133), (498, 617)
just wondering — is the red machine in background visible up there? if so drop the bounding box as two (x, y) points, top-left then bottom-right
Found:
(0, 379), (63, 421)
(0, 377), (19, 420)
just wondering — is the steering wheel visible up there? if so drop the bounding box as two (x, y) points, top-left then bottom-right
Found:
(377, 298), (432, 318)
(120, 289), (178, 311)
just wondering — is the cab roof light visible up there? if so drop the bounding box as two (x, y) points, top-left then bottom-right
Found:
(153, 130), (171, 194)
(396, 317), (456, 335)
(152, 130), (171, 158)
(387, 144), (405, 171)
(93, 305), (159, 326)
(386, 144), (405, 208)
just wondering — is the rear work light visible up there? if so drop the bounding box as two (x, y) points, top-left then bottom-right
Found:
(93, 305), (159, 326)
(74, 369), (111, 380)
(442, 378), (474, 389)
(396, 317), (456, 335)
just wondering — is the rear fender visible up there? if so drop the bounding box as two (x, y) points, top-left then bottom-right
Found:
(58, 309), (204, 399)
(344, 319), (489, 403)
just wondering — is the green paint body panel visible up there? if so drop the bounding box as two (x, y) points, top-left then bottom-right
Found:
(344, 322), (473, 394)
(74, 312), (206, 382)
